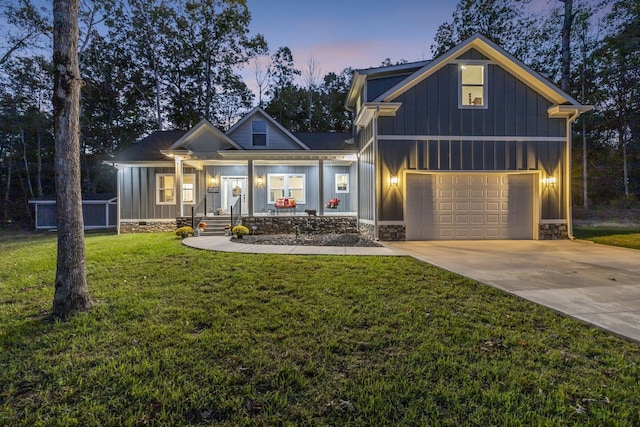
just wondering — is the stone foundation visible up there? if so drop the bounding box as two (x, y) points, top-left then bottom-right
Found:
(358, 222), (375, 240)
(539, 223), (568, 240)
(176, 217), (193, 229)
(378, 224), (406, 241)
(119, 221), (176, 234)
(241, 216), (357, 235)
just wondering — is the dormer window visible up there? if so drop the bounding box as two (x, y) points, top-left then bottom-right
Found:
(252, 120), (267, 146)
(459, 63), (487, 108)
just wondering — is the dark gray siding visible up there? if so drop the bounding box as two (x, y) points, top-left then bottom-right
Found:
(367, 74), (413, 102)
(379, 64), (566, 138)
(358, 142), (375, 221)
(227, 112), (303, 150)
(377, 139), (565, 221)
(457, 48), (489, 60)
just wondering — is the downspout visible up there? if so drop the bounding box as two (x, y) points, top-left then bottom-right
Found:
(373, 106), (380, 241)
(565, 110), (581, 240)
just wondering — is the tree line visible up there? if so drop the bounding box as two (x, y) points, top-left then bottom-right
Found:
(1, 0), (638, 227)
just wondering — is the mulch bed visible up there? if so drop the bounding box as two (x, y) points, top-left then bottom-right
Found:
(231, 233), (382, 247)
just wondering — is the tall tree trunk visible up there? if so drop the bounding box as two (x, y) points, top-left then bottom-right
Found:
(21, 129), (35, 199)
(36, 130), (43, 198)
(53, 0), (92, 316)
(560, 0), (573, 93)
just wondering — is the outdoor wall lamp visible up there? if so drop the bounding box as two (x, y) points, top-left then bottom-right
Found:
(257, 177), (264, 186)
(210, 177), (217, 185)
(390, 176), (399, 186)
(542, 176), (557, 186)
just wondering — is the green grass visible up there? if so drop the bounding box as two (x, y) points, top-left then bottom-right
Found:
(1, 232), (639, 426)
(574, 225), (640, 250)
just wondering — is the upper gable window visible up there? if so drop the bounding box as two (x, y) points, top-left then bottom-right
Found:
(459, 63), (487, 108)
(252, 120), (267, 146)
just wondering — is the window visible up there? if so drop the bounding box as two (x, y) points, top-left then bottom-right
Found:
(252, 120), (267, 146)
(335, 174), (349, 193)
(156, 174), (195, 205)
(459, 63), (486, 108)
(267, 173), (305, 204)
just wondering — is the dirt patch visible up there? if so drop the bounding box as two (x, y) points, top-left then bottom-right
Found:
(232, 233), (382, 247)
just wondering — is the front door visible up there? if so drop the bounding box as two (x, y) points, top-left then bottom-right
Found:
(222, 176), (248, 215)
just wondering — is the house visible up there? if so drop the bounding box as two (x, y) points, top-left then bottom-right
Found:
(108, 34), (591, 240)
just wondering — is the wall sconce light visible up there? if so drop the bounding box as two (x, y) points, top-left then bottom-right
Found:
(257, 177), (263, 186)
(542, 176), (557, 186)
(210, 177), (217, 185)
(390, 176), (399, 186)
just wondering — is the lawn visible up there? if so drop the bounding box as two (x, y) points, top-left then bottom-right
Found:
(574, 225), (640, 250)
(1, 232), (639, 426)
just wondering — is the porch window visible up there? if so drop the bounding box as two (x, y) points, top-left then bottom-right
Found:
(252, 120), (267, 146)
(267, 173), (305, 204)
(335, 174), (349, 193)
(459, 63), (486, 108)
(156, 173), (195, 205)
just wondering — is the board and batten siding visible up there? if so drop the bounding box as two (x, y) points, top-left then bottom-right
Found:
(378, 63), (565, 138)
(227, 112), (303, 150)
(120, 166), (205, 220)
(322, 164), (356, 213)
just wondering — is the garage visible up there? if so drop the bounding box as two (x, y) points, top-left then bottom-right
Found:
(405, 173), (535, 240)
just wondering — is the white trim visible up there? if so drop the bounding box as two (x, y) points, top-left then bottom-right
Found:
(457, 61), (488, 110)
(169, 118), (242, 150)
(227, 107), (311, 150)
(155, 173), (196, 205)
(377, 135), (567, 142)
(335, 173), (349, 193)
(266, 173), (306, 204)
(120, 219), (176, 223)
(358, 136), (374, 155)
(378, 221), (405, 226)
(358, 218), (375, 225)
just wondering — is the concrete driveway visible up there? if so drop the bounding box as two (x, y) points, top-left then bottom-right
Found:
(384, 240), (640, 342)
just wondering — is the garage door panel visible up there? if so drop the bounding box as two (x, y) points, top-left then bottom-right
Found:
(406, 173), (534, 240)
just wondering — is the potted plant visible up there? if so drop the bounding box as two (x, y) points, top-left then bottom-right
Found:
(175, 226), (194, 239)
(231, 225), (249, 239)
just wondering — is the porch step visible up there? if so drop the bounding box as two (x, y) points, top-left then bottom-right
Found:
(198, 216), (231, 236)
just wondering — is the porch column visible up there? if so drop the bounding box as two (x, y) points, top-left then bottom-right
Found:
(175, 156), (184, 217)
(318, 159), (324, 215)
(247, 160), (254, 216)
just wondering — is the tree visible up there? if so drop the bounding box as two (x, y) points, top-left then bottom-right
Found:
(52, 0), (92, 316)
(0, 0), (50, 66)
(302, 55), (321, 131)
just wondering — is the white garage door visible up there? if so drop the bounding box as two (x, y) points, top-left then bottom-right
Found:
(405, 173), (534, 240)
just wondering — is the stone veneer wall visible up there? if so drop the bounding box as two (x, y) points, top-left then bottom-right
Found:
(358, 222), (375, 241)
(538, 223), (568, 240)
(240, 216), (357, 235)
(119, 221), (176, 234)
(378, 224), (406, 241)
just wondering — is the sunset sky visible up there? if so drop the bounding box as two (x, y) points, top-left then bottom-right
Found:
(245, 0), (461, 77)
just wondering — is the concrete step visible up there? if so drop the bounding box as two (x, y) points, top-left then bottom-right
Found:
(197, 216), (231, 236)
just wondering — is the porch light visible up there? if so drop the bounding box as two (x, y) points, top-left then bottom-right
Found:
(390, 175), (399, 186)
(542, 176), (557, 186)
(210, 177), (217, 185)
(257, 177), (263, 186)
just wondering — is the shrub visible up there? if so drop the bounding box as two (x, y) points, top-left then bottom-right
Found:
(232, 225), (249, 237)
(175, 226), (194, 238)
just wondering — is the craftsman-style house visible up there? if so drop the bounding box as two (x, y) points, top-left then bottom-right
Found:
(107, 34), (591, 240)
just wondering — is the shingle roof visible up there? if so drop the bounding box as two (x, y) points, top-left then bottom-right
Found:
(292, 132), (353, 150)
(114, 130), (186, 162)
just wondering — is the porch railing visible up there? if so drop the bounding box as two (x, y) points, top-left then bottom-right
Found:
(230, 197), (241, 227)
(190, 196), (207, 228)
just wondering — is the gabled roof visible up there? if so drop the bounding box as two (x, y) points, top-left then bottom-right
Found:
(113, 130), (186, 162)
(378, 33), (581, 106)
(345, 60), (430, 111)
(169, 118), (242, 150)
(226, 106), (311, 150)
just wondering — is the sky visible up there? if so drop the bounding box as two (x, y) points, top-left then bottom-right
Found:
(244, 0), (462, 79)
